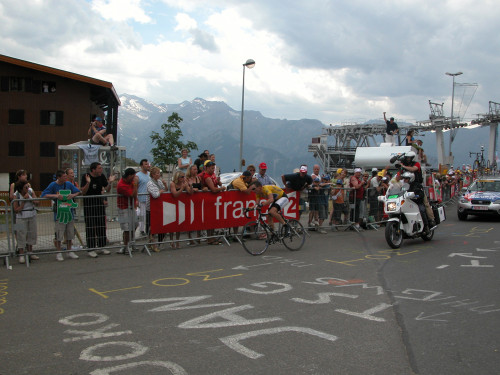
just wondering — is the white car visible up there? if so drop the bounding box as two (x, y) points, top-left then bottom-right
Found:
(457, 178), (500, 220)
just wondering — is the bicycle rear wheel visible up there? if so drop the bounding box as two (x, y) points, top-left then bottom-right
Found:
(281, 219), (306, 251)
(241, 221), (270, 255)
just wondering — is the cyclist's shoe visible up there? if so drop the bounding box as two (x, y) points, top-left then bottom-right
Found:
(283, 224), (291, 237)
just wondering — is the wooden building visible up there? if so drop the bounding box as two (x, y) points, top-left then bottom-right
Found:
(0, 54), (120, 190)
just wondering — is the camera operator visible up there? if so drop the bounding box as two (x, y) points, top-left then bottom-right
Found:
(395, 151), (436, 228)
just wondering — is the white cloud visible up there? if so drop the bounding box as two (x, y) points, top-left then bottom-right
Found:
(174, 13), (197, 31)
(1, 0), (499, 125)
(91, 0), (152, 23)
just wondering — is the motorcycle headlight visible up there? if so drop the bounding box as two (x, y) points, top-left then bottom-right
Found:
(387, 202), (397, 212)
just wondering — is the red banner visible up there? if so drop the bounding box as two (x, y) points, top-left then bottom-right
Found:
(150, 190), (300, 234)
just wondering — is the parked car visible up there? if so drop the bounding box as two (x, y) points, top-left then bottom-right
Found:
(457, 178), (500, 220)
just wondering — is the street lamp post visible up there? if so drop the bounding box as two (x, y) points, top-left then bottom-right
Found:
(445, 71), (463, 166)
(239, 59), (255, 171)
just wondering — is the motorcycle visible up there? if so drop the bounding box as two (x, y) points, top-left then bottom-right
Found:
(378, 190), (441, 249)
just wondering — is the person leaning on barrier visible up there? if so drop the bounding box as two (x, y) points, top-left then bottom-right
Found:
(169, 170), (193, 249)
(116, 168), (139, 254)
(41, 169), (81, 262)
(349, 168), (367, 230)
(330, 176), (349, 225)
(200, 161), (226, 245)
(137, 159), (151, 236)
(282, 165), (313, 217)
(146, 166), (168, 252)
(186, 164), (202, 192)
(13, 180), (39, 264)
(80, 162), (115, 258)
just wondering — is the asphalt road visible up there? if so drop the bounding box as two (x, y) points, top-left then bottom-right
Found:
(2, 202), (500, 375)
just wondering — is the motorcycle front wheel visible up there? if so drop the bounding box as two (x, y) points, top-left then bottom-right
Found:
(385, 221), (403, 249)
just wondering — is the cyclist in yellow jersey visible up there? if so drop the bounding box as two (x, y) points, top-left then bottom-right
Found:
(250, 181), (290, 232)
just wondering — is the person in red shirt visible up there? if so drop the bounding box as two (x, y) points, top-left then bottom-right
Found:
(117, 168), (139, 254)
(350, 168), (367, 229)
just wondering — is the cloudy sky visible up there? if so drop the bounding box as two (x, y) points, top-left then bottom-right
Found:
(1, 0), (499, 125)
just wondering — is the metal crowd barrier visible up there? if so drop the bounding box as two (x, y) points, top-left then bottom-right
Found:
(0, 200), (13, 269)
(8, 192), (235, 267)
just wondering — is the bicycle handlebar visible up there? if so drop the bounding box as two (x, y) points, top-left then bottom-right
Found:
(244, 204), (263, 219)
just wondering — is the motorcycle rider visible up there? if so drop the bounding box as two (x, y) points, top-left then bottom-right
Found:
(397, 151), (436, 228)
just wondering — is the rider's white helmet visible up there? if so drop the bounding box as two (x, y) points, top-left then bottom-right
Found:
(405, 151), (416, 161)
(401, 171), (415, 182)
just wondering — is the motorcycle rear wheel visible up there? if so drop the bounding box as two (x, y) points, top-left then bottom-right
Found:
(385, 221), (403, 249)
(421, 227), (434, 241)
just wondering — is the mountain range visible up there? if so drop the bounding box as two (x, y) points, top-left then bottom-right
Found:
(117, 95), (497, 178)
(117, 95), (320, 180)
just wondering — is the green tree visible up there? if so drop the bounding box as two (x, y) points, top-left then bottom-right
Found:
(150, 112), (198, 168)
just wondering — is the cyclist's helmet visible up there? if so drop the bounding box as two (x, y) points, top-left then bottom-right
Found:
(401, 171), (415, 182)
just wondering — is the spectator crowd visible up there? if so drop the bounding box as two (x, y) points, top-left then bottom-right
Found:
(7, 147), (474, 265)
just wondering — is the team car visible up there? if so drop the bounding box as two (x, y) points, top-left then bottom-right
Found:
(457, 178), (500, 220)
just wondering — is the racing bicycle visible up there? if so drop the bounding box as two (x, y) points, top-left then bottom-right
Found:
(240, 205), (306, 255)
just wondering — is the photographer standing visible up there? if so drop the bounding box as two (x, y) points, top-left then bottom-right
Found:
(383, 112), (399, 145)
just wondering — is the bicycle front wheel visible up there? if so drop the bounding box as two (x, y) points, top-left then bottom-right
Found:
(241, 221), (270, 256)
(281, 219), (306, 251)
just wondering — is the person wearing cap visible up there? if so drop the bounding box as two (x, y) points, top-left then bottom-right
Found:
(383, 112), (399, 145)
(257, 162), (275, 186)
(282, 165), (312, 191)
(41, 169), (81, 262)
(116, 168), (139, 254)
(330, 175), (349, 226)
(368, 171), (384, 222)
(282, 165), (312, 217)
(89, 116), (116, 149)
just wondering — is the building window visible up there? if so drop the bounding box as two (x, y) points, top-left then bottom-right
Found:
(9, 77), (25, 92)
(1, 77), (41, 93)
(8, 142), (25, 157)
(41, 81), (56, 93)
(40, 142), (56, 157)
(8, 109), (25, 125)
(40, 110), (63, 126)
